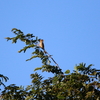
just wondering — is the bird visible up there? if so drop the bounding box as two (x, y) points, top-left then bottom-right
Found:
(39, 39), (46, 53)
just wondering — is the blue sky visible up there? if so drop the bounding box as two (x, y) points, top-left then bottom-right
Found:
(1, 0), (100, 88)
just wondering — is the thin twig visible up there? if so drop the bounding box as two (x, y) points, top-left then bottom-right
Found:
(45, 51), (60, 68)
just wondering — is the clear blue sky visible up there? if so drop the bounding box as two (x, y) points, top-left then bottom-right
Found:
(1, 0), (100, 88)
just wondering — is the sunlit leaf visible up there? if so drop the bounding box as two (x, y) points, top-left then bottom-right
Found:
(65, 70), (70, 74)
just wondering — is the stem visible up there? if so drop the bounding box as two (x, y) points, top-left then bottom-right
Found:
(45, 51), (59, 68)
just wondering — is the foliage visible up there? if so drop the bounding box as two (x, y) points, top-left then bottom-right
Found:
(1, 28), (100, 100)
(0, 74), (9, 90)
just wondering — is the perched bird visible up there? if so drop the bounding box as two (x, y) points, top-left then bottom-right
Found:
(39, 39), (46, 53)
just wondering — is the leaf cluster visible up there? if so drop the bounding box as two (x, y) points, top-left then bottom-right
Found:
(0, 74), (9, 90)
(1, 28), (100, 100)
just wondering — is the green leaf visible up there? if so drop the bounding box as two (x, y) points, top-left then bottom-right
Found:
(57, 95), (65, 99)
(26, 55), (39, 61)
(36, 36), (38, 41)
(5, 37), (13, 41)
(11, 28), (17, 31)
(65, 70), (70, 74)
(18, 44), (35, 53)
(34, 67), (42, 71)
(25, 40), (31, 45)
